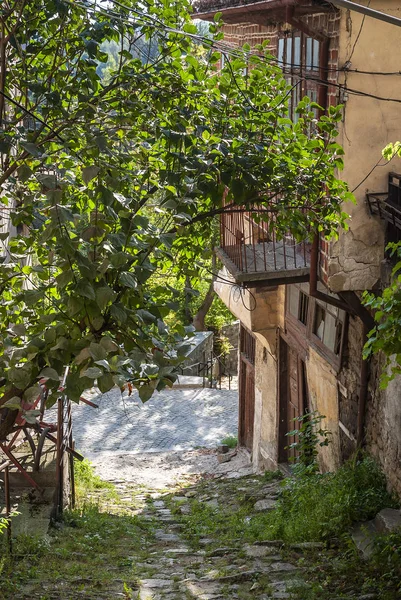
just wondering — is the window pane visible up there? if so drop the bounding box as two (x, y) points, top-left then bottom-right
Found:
(313, 39), (320, 70)
(323, 312), (337, 352)
(306, 37), (312, 69)
(278, 38), (284, 66)
(286, 37), (292, 67)
(314, 304), (325, 341)
(299, 292), (309, 325)
(294, 36), (301, 67)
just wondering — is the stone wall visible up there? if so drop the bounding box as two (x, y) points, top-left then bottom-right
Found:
(337, 315), (364, 460)
(220, 320), (239, 375)
(181, 331), (214, 376)
(365, 356), (401, 498)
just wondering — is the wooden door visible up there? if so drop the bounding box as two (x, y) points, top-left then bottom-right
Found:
(279, 338), (307, 463)
(239, 326), (256, 452)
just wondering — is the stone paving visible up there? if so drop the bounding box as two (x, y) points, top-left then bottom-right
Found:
(71, 386), (238, 456)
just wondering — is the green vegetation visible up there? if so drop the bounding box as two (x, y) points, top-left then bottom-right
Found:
(0, 0), (352, 439)
(220, 435), (238, 449)
(0, 461), (155, 598)
(0, 457), (400, 599)
(250, 456), (395, 543)
(74, 457), (118, 503)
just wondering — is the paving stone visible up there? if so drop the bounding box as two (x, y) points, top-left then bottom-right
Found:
(374, 508), (401, 533)
(180, 579), (221, 596)
(164, 548), (190, 554)
(351, 520), (377, 558)
(155, 531), (180, 542)
(140, 578), (174, 588)
(254, 498), (277, 511)
(269, 562), (299, 572)
(243, 544), (274, 558)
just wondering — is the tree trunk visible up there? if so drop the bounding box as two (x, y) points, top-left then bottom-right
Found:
(183, 275), (193, 325)
(193, 255), (217, 331)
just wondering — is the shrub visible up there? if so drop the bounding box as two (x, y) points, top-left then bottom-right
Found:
(248, 455), (396, 543)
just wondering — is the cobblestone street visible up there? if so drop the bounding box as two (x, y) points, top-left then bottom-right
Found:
(71, 385), (240, 485)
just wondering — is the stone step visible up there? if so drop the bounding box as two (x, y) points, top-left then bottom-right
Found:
(352, 507), (401, 558)
(173, 375), (205, 388)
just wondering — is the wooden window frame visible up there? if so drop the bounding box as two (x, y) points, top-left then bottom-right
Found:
(277, 32), (320, 122)
(286, 284), (347, 372)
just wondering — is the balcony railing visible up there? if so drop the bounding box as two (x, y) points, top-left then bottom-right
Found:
(217, 205), (311, 285)
(366, 172), (401, 231)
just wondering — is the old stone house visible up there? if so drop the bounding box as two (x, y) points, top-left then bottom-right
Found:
(193, 0), (401, 495)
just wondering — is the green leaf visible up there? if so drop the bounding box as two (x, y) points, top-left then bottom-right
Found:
(81, 366), (103, 379)
(3, 396), (22, 410)
(20, 141), (42, 157)
(110, 303), (127, 324)
(23, 385), (42, 404)
(119, 272), (137, 289)
(75, 347), (91, 365)
(23, 409), (41, 424)
(18, 164), (33, 182)
(136, 309), (156, 324)
(82, 166), (100, 185)
(94, 359), (110, 371)
(95, 286), (116, 309)
(89, 342), (107, 361)
(8, 367), (31, 389)
(97, 373), (115, 393)
(75, 280), (96, 301)
(100, 337), (119, 353)
(40, 367), (60, 381)
(139, 384), (155, 403)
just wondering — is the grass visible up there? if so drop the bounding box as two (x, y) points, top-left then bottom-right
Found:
(0, 460), (155, 599)
(220, 435), (238, 449)
(74, 457), (119, 503)
(0, 454), (400, 599)
(248, 455), (397, 543)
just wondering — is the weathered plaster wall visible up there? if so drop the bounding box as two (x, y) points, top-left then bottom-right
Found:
(252, 286), (286, 469)
(328, 2), (401, 292)
(306, 347), (341, 472)
(214, 267), (279, 350)
(253, 332), (279, 470)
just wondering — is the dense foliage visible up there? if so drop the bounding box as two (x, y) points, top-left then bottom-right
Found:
(0, 0), (351, 435)
(363, 142), (401, 387)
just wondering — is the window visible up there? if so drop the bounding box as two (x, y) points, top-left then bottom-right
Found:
(288, 285), (309, 326)
(286, 284), (346, 366)
(277, 33), (321, 123)
(313, 301), (344, 355)
(299, 292), (309, 326)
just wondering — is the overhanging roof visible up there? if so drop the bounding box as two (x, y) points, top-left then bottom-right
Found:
(192, 0), (334, 24)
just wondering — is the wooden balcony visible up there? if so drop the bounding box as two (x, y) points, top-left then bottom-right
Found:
(217, 205), (311, 286)
(367, 172), (401, 231)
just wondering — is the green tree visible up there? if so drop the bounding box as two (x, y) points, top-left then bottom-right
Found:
(363, 142), (401, 387)
(0, 0), (351, 438)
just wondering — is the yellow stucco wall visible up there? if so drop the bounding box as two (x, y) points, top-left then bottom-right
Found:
(253, 332), (279, 469)
(328, 1), (401, 292)
(214, 267), (279, 347)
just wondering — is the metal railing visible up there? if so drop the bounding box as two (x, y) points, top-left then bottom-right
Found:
(220, 204), (310, 274)
(179, 351), (236, 390)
